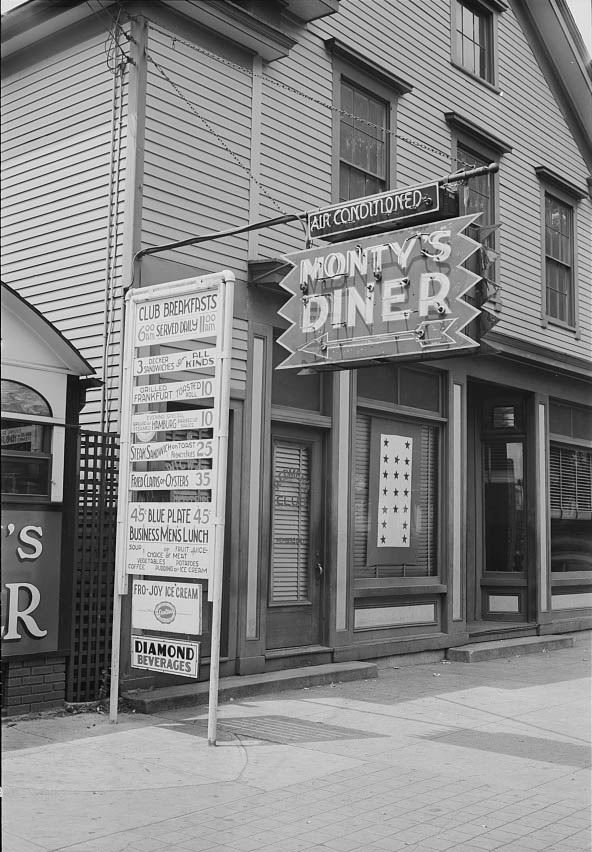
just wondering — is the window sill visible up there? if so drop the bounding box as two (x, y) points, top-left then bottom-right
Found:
(543, 316), (578, 335)
(450, 61), (501, 94)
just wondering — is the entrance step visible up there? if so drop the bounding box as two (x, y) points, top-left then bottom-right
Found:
(447, 634), (575, 663)
(123, 661), (377, 714)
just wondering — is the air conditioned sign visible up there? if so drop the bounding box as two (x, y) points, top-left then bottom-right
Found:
(277, 214), (481, 370)
(307, 182), (439, 240)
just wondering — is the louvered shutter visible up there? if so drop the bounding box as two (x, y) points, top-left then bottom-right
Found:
(269, 441), (311, 603)
(550, 445), (592, 520)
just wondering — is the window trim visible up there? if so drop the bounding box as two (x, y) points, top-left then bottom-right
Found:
(330, 52), (399, 204)
(537, 171), (581, 336)
(451, 130), (501, 290)
(450, 0), (506, 90)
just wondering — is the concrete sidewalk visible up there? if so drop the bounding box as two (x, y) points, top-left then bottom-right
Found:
(3, 632), (591, 852)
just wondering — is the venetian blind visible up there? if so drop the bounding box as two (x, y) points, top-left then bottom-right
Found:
(550, 445), (592, 519)
(269, 441), (311, 603)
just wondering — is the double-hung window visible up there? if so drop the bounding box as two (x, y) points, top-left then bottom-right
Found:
(457, 143), (496, 278)
(454, 0), (493, 82)
(544, 193), (574, 326)
(535, 165), (584, 332)
(451, 0), (506, 88)
(339, 80), (388, 202)
(326, 38), (412, 206)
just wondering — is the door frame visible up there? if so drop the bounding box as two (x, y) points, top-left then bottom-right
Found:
(467, 382), (534, 624)
(265, 422), (327, 650)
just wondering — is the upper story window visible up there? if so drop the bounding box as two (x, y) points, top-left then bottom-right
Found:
(451, 0), (507, 88)
(545, 193), (574, 326)
(325, 38), (412, 207)
(457, 143), (497, 280)
(455, 0), (493, 81)
(535, 165), (585, 333)
(339, 80), (388, 202)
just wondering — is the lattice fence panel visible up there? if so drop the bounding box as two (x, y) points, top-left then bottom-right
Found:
(67, 430), (119, 702)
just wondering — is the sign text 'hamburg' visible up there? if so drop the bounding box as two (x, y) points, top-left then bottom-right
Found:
(277, 214), (481, 370)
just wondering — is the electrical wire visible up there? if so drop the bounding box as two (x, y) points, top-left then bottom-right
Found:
(144, 19), (478, 172)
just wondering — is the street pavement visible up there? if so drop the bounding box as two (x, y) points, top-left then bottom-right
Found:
(3, 632), (591, 852)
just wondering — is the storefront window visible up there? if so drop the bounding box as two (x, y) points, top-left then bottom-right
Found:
(354, 414), (439, 579)
(1, 380), (53, 500)
(355, 366), (442, 580)
(550, 444), (592, 572)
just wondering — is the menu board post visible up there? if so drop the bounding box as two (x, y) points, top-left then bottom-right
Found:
(109, 272), (235, 724)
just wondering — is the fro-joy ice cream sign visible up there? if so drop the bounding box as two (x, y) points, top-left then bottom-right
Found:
(276, 214), (482, 370)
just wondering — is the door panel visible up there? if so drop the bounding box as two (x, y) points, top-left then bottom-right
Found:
(266, 427), (324, 650)
(468, 386), (531, 623)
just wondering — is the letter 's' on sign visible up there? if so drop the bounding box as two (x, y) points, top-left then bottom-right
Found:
(276, 215), (484, 371)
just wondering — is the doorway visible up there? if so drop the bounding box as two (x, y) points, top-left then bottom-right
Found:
(266, 425), (325, 650)
(467, 384), (532, 626)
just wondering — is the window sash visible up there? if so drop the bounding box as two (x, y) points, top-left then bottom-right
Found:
(339, 80), (388, 202)
(455, 0), (492, 81)
(544, 194), (574, 324)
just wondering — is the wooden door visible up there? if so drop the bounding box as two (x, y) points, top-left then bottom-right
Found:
(468, 386), (530, 623)
(266, 426), (324, 650)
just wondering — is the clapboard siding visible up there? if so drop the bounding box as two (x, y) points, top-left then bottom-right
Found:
(258, 34), (333, 258)
(142, 26), (252, 279)
(311, 0), (591, 361)
(1, 26), (128, 429)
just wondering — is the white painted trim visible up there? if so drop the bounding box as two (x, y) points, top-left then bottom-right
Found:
(336, 371), (350, 631)
(452, 383), (462, 620)
(246, 336), (264, 639)
(538, 402), (549, 612)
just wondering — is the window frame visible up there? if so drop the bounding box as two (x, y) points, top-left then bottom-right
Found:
(331, 57), (398, 204)
(539, 184), (579, 334)
(1, 417), (53, 503)
(450, 0), (506, 90)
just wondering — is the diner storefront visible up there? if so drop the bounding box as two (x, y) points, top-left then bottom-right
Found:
(1, 283), (95, 715)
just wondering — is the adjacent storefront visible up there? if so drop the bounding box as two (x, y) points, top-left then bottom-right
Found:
(1, 283), (94, 715)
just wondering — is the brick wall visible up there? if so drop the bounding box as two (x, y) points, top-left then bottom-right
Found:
(2, 656), (66, 716)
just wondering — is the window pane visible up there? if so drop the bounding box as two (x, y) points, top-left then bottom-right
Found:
(1, 380), (52, 416)
(1, 457), (50, 496)
(1, 420), (50, 452)
(340, 80), (387, 201)
(399, 368), (440, 411)
(483, 441), (526, 571)
(551, 519), (592, 572)
(357, 365), (397, 404)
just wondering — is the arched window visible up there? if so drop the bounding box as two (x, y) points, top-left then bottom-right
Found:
(1, 380), (52, 417)
(1, 380), (52, 499)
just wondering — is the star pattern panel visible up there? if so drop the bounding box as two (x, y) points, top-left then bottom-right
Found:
(377, 434), (413, 548)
